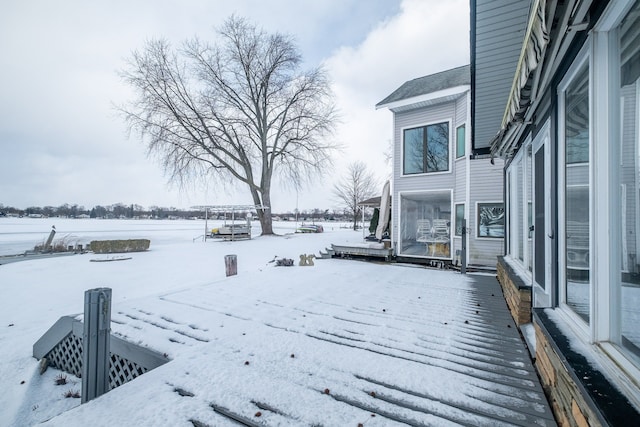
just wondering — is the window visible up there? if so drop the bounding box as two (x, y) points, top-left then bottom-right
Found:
(617, 0), (640, 360)
(560, 57), (591, 324)
(399, 191), (451, 258)
(403, 122), (449, 174)
(456, 124), (466, 158)
(455, 204), (465, 236)
(506, 137), (535, 273)
(477, 203), (504, 238)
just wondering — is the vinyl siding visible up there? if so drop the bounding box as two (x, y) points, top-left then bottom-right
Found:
(468, 157), (505, 266)
(474, 0), (530, 149)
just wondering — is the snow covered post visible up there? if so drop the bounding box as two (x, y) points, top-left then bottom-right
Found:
(82, 287), (112, 403)
(225, 254), (237, 276)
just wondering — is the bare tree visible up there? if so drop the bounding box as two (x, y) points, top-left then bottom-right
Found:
(333, 161), (379, 231)
(118, 16), (338, 235)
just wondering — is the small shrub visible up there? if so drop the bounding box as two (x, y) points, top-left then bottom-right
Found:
(63, 389), (81, 399)
(90, 239), (150, 254)
(54, 374), (67, 385)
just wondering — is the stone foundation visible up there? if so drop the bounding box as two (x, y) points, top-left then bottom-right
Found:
(534, 309), (640, 426)
(496, 256), (531, 325)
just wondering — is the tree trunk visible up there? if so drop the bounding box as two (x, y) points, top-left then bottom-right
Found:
(251, 188), (274, 235)
(352, 208), (358, 231)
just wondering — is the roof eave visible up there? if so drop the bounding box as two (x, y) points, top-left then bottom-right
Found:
(376, 85), (470, 110)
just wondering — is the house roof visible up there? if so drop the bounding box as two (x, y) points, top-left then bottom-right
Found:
(376, 65), (470, 109)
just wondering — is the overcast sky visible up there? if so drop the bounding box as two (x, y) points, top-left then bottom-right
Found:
(0, 0), (469, 213)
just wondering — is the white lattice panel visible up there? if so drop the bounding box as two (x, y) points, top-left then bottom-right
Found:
(46, 332), (153, 390)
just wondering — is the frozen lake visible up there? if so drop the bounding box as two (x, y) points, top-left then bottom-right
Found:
(0, 217), (350, 256)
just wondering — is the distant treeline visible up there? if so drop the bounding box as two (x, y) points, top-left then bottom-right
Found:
(0, 203), (357, 221)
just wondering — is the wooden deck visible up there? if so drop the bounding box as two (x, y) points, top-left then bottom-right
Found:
(48, 263), (556, 426)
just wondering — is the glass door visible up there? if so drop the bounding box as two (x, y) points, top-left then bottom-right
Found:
(533, 121), (552, 307)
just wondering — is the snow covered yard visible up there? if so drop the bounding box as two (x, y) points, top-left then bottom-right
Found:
(0, 219), (555, 426)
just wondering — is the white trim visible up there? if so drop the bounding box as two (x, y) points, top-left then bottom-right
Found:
(599, 342), (640, 409)
(532, 119), (552, 307)
(595, 0), (637, 31)
(593, 27), (620, 343)
(376, 85), (470, 111)
(507, 150), (524, 261)
(557, 40), (591, 333)
(400, 119), (453, 177)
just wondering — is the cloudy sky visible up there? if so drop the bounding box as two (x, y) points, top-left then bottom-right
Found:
(0, 0), (469, 213)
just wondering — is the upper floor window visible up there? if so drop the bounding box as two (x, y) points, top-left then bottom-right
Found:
(456, 124), (466, 158)
(403, 122), (449, 174)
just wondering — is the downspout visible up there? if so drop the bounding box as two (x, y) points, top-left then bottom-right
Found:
(466, 91), (472, 265)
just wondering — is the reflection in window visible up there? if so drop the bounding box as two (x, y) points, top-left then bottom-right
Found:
(564, 62), (590, 323)
(403, 123), (449, 174)
(403, 127), (424, 175)
(455, 204), (465, 236)
(399, 191), (451, 258)
(456, 124), (465, 158)
(517, 161), (524, 260)
(619, 1), (640, 360)
(477, 203), (504, 238)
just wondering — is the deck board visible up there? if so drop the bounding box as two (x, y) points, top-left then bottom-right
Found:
(50, 263), (556, 426)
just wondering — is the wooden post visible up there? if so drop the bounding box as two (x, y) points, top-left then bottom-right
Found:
(225, 254), (237, 276)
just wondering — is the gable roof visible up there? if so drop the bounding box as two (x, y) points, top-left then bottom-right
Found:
(376, 65), (470, 109)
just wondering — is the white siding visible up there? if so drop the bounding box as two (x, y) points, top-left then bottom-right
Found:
(474, 0), (530, 149)
(388, 89), (503, 266)
(392, 100), (458, 244)
(468, 157), (505, 266)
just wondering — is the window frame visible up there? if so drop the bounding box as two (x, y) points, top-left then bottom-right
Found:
(397, 189), (453, 259)
(592, 0), (640, 383)
(557, 41), (592, 336)
(505, 135), (534, 272)
(401, 119), (452, 176)
(476, 201), (505, 239)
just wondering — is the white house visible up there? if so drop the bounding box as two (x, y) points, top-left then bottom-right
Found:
(376, 65), (504, 267)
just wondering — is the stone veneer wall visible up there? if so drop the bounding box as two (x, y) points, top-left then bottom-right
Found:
(534, 312), (603, 427)
(496, 256), (531, 325)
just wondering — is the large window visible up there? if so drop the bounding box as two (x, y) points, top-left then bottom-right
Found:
(399, 191), (451, 258)
(403, 122), (449, 174)
(506, 142), (533, 271)
(561, 59), (591, 324)
(617, 0), (640, 360)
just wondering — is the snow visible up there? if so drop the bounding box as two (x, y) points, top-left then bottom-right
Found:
(520, 323), (536, 358)
(0, 218), (552, 426)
